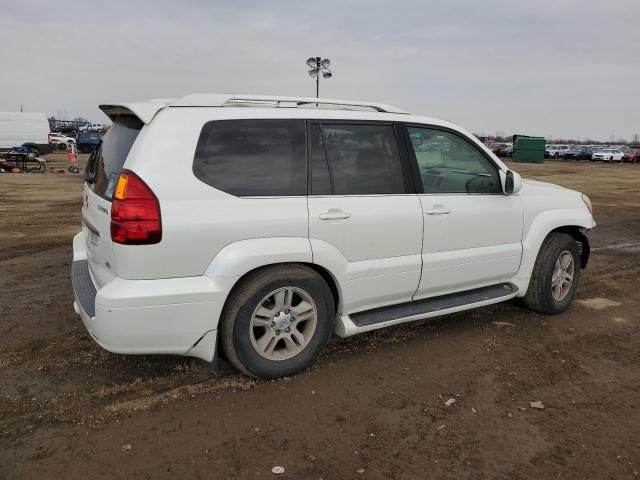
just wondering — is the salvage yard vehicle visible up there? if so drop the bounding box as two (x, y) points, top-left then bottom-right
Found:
(76, 131), (102, 153)
(545, 145), (569, 158)
(71, 94), (595, 379)
(591, 148), (624, 162)
(49, 132), (76, 150)
(564, 146), (592, 160)
(622, 149), (640, 163)
(0, 111), (52, 155)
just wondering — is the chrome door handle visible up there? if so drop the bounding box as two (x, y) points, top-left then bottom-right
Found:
(319, 210), (351, 220)
(425, 207), (451, 215)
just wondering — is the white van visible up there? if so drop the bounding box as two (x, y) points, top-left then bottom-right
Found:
(0, 112), (52, 155)
(72, 94), (595, 379)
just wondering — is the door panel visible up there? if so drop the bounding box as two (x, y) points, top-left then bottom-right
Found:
(309, 195), (423, 312)
(417, 194), (523, 297)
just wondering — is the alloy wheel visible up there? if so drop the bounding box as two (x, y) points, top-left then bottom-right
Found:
(249, 287), (318, 361)
(551, 250), (575, 301)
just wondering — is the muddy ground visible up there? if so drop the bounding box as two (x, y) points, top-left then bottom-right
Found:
(1, 153), (639, 479)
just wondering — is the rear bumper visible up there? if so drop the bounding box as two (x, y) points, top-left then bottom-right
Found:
(71, 231), (233, 362)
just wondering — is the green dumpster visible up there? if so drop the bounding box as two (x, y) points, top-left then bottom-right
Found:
(513, 135), (545, 163)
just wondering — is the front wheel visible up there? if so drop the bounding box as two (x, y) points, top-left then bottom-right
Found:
(220, 265), (334, 379)
(524, 233), (581, 314)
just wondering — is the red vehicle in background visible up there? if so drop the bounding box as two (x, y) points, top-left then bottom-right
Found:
(623, 149), (640, 163)
(487, 143), (510, 156)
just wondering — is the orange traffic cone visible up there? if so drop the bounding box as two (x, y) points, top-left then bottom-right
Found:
(67, 143), (77, 163)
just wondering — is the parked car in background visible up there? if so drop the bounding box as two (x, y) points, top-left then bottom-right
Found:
(591, 149), (624, 162)
(71, 93), (595, 379)
(564, 146), (592, 160)
(76, 131), (102, 153)
(0, 112), (52, 155)
(545, 145), (569, 158)
(622, 149), (640, 163)
(78, 123), (106, 133)
(49, 132), (76, 150)
(500, 145), (513, 157)
(487, 143), (510, 156)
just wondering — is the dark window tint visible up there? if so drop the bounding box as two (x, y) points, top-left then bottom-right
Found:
(320, 124), (405, 195)
(408, 127), (501, 194)
(309, 124), (332, 195)
(193, 119), (306, 197)
(86, 115), (142, 200)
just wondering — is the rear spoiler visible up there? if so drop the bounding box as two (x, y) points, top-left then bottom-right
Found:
(99, 101), (170, 124)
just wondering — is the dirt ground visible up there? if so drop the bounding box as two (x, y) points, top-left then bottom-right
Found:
(1, 153), (639, 480)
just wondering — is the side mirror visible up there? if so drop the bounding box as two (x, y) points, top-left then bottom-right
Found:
(502, 170), (522, 195)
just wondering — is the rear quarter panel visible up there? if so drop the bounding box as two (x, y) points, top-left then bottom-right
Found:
(115, 108), (309, 280)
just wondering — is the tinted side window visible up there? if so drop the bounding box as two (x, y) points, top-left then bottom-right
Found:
(408, 127), (501, 194)
(194, 119), (306, 196)
(320, 124), (405, 195)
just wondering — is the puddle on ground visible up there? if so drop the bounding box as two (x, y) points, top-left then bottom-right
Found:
(591, 242), (640, 253)
(576, 298), (622, 310)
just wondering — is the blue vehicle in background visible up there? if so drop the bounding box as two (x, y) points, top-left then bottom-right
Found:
(76, 131), (102, 153)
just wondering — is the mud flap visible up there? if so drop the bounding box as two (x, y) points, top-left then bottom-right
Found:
(184, 329), (218, 374)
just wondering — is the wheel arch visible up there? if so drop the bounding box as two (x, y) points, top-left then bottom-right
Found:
(205, 237), (342, 315)
(548, 225), (590, 268)
(221, 262), (341, 316)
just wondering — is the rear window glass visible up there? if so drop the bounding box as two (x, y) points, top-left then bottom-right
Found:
(85, 115), (142, 200)
(193, 119), (306, 197)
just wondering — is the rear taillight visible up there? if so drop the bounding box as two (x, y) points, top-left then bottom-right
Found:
(48, 132), (52, 144)
(110, 170), (162, 245)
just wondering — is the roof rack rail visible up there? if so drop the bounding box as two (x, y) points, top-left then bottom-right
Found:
(170, 94), (407, 114)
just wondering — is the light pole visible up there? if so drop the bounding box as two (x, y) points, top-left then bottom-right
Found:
(306, 57), (332, 101)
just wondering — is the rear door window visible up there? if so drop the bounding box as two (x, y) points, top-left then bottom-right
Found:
(193, 119), (306, 197)
(315, 124), (406, 195)
(85, 115), (142, 200)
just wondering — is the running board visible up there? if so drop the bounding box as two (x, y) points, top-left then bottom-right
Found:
(349, 283), (518, 329)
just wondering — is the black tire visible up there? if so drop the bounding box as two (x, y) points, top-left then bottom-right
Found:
(58, 143), (67, 151)
(554, 153), (559, 159)
(524, 233), (581, 314)
(220, 265), (334, 379)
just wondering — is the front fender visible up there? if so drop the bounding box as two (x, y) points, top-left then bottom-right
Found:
(513, 209), (595, 291)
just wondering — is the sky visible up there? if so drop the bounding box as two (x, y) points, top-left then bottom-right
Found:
(0, 0), (639, 141)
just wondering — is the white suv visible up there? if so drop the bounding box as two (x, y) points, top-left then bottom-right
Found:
(72, 94), (595, 379)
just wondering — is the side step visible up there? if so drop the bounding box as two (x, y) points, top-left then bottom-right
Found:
(350, 283), (518, 327)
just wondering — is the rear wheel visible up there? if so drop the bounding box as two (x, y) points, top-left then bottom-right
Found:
(554, 153), (559, 159)
(524, 233), (581, 314)
(220, 265), (334, 379)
